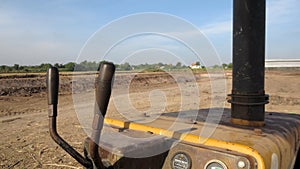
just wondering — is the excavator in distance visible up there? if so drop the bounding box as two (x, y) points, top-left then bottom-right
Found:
(46, 0), (300, 168)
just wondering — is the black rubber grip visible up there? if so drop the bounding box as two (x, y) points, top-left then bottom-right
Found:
(95, 62), (115, 117)
(46, 67), (59, 105)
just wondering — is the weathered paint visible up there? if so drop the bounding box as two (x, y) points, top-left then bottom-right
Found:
(102, 110), (300, 169)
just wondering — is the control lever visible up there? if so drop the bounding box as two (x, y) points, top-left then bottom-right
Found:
(88, 62), (115, 168)
(47, 67), (92, 168)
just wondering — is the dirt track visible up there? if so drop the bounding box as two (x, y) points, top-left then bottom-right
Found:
(0, 70), (299, 168)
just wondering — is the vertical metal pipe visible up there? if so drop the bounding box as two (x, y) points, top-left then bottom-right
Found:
(229, 0), (269, 126)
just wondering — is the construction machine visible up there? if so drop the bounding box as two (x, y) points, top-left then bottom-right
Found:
(46, 0), (300, 168)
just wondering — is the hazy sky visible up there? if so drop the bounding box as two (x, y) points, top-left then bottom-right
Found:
(0, 0), (299, 66)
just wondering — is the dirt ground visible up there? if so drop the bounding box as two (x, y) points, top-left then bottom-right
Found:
(0, 70), (299, 169)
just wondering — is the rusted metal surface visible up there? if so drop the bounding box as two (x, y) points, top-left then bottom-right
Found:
(230, 0), (269, 126)
(96, 125), (256, 169)
(100, 108), (300, 169)
(97, 127), (171, 168)
(98, 146), (168, 169)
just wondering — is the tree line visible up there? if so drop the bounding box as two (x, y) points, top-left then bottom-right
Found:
(0, 61), (232, 73)
(0, 61), (98, 73)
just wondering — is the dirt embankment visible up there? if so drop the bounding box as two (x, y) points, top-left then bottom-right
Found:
(0, 72), (194, 96)
(1, 71), (299, 105)
(0, 70), (299, 168)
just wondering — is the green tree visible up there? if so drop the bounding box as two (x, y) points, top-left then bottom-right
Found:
(13, 64), (19, 71)
(175, 62), (182, 68)
(64, 62), (75, 71)
(213, 64), (221, 69)
(39, 63), (52, 71)
(120, 62), (131, 71)
(158, 62), (164, 67)
(0, 65), (12, 73)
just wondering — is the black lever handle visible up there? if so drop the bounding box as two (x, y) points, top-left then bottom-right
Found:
(88, 62), (115, 169)
(95, 62), (115, 117)
(46, 67), (92, 168)
(46, 67), (59, 105)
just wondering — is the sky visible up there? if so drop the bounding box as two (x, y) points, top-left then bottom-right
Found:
(0, 0), (299, 66)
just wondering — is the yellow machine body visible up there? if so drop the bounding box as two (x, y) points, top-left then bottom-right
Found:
(97, 109), (300, 169)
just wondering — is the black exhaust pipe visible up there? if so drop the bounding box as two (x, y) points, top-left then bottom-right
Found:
(229, 0), (269, 126)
